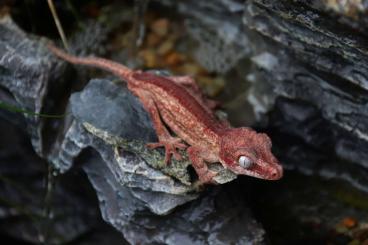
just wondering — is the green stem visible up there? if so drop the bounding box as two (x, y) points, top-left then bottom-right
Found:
(0, 101), (66, 119)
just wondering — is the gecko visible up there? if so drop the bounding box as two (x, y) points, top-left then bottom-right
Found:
(48, 43), (283, 184)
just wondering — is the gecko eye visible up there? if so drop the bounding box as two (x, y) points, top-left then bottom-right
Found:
(238, 156), (252, 168)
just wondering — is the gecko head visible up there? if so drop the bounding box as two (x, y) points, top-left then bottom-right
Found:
(219, 127), (283, 180)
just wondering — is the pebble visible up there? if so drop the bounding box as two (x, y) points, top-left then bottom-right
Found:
(146, 33), (161, 47)
(177, 63), (204, 76)
(165, 52), (185, 66)
(150, 18), (169, 37)
(343, 217), (358, 229)
(198, 76), (225, 97)
(157, 40), (174, 56)
(139, 49), (157, 68)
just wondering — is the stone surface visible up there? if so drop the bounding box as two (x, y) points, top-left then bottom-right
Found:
(59, 79), (237, 185)
(242, 0), (368, 173)
(49, 78), (262, 243)
(268, 98), (368, 193)
(161, 0), (250, 74)
(82, 145), (266, 245)
(0, 119), (110, 244)
(0, 14), (66, 156)
(158, 0), (368, 192)
(251, 171), (368, 244)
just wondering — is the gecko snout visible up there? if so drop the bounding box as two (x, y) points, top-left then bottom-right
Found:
(269, 164), (283, 180)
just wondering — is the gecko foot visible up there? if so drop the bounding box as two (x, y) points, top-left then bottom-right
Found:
(196, 170), (218, 185)
(147, 137), (187, 163)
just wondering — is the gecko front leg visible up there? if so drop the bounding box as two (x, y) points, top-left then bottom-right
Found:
(129, 87), (187, 163)
(187, 146), (218, 184)
(168, 76), (201, 93)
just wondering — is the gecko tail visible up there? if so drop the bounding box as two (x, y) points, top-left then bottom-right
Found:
(47, 42), (132, 79)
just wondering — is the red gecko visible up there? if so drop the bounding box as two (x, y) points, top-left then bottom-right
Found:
(48, 44), (283, 184)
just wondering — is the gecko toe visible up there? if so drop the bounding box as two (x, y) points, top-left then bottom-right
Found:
(198, 170), (218, 185)
(146, 138), (186, 164)
(173, 150), (183, 161)
(164, 150), (172, 164)
(146, 142), (161, 149)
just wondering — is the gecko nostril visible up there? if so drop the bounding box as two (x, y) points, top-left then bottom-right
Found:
(270, 168), (281, 179)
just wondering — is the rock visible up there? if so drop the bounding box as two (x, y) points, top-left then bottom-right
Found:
(139, 49), (158, 68)
(242, 0), (368, 174)
(160, 0), (251, 74)
(268, 98), (368, 193)
(46, 78), (261, 243)
(157, 39), (174, 56)
(146, 32), (162, 47)
(165, 52), (185, 66)
(95, 179), (266, 245)
(159, 1), (368, 187)
(54, 78), (236, 186)
(82, 145), (267, 244)
(0, 119), (108, 244)
(251, 171), (368, 244)
(0, 11), (262, 244)
(0, 14), (66, 156)
(150, 18), (170, 37)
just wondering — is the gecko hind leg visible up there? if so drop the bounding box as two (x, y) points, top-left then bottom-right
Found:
(168, 75), (220, 110)
(129, 87), (187, 164)
(187, 146), (218, 185)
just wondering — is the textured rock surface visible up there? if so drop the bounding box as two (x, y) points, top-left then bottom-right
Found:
(243, 0), (368, 172)
(82, 146), (266, 245)
(0, 119), (112, 244)
(161, 0), (250, 74)
(163, 0), (368, 188)
(0, 14), (65, 156)
(50, 79), (262, 242)
(56, 78), (236, 185)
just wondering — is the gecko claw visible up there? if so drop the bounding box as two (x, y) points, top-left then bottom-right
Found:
(197, 170), (218, 185)
(147, 137), (187, 164)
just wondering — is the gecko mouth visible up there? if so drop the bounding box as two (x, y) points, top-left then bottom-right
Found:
(249, 158), (284, 180)
(233, 162), (283, 180)
(254, 163), (283, 180)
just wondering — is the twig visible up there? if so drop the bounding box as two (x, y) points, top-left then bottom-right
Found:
(47, 0), (69, 51)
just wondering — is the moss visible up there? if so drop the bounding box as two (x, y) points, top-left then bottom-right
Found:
(83, 122), (237, 188)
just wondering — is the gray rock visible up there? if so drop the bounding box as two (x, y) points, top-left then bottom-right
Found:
(0, 120), (104, 244)
(46, 78), (264, 243)
(269, 98), (368, 193)
(63, 79), (237, 185)
(0, 14), (66, 156)
(52, 77), (237, 195)
(160, 0), (251, 74)
(243, 0), (368, 173)
(158, 0), (368, 191)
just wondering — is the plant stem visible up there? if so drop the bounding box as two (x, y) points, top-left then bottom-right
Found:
(47, 0), (69, 51)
